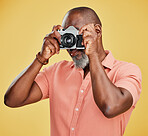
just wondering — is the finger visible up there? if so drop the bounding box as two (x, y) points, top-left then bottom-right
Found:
(44, 30), (55, 38)
(83, 36), (93, 47)
(43, 38), (56, 54)
(50, 31), (61, 44)
(79, 23), (95, 34)
(47, 37), (60, 54)
(47, 42), (56, 55)
(79, 24), (89, 35)
(52, 25), (63, 31)
(83, 31), (92, 38)
(44, 28), (62, 42)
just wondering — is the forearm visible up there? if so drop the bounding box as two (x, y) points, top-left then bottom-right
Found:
(79, 23), (133, 118)
(4, 58), (43, 106)
(89, 53), (123, 117)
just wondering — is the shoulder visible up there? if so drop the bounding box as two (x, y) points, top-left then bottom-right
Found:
(113, 60), (142, 81)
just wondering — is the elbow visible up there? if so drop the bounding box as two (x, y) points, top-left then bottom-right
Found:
(94, 99), (119, 118)
(4, 95), (11, 107)
(4, 94), (17, 108)
(102, 103), (121, 118)
(102, 107), (116, 118)
(4, 94), (12, 107)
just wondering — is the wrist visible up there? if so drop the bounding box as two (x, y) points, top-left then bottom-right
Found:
(88, 50), (106, 62)
(36, 52), (49, 65)
(88, 51), (100, 60)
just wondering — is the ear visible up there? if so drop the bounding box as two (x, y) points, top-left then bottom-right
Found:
(94, 24), (102, 37)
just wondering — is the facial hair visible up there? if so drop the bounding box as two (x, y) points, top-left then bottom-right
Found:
(72, 51), (89, 69)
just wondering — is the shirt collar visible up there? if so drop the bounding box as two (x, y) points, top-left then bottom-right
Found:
(70, 61), (75, 68)
(102, 50), (115, 69)
(70, 50), (115, 69)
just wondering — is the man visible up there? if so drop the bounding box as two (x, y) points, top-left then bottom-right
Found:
(4, 7), (142, 136)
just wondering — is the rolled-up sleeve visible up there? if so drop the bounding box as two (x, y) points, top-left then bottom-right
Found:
(114, 63), (142, 107)
(34, 63), (56, 100)
(34, 68), (49, 100)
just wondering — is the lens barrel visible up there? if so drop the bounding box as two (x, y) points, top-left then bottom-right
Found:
(61, 33), (76, 48)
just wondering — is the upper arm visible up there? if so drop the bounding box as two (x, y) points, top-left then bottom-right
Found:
(104, 63), (142, 118)
(113, 87), (133, 117)
(18, 81), (43, 107)
(114, 63), (142, 107)
(21, 63), (57, 107)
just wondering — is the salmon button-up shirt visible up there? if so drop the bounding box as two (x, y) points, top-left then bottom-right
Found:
(35, 50), (142, 136)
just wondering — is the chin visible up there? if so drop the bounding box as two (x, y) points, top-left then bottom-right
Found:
(72, 53), (89, 69)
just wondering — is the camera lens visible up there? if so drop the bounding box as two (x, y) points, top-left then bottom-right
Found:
(61, 33), (76, 48)
(65, 37), (72, 44)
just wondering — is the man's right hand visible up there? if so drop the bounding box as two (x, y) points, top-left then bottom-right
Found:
(4, 25), (64, 108)
(40, 25), (63, 60)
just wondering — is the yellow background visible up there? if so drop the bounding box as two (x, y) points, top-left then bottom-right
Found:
(0, 0), (148, 135)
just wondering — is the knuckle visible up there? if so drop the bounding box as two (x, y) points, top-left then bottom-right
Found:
(50, 45), (55, 50)
(56, 25), (62, 29)
(51, 38), (58, 45)
(53, 41), (58, 46)
(44, 39), (50, 44)
(54, 32), (60, 40)
(52, 25), (56, 30)
(43, 37), (47, 41)
(43, 33), (52, 40)
(45, 46), (49, 50)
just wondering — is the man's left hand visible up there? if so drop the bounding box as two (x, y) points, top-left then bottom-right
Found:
(79, 23), (102, 56)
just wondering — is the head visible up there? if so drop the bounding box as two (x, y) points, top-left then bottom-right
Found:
(62, 7), (102, 69)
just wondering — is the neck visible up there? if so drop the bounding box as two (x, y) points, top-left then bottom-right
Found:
(98, 47), (107, 62)
(97, 38), (107, 62)
(83, 64), (89, 77)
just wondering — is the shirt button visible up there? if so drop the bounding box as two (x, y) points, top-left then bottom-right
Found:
(75, 108), (79, 111)
(80, 90), (84, 93)
(72, 128), (75, 131)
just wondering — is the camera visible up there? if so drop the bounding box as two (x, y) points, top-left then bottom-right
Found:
(58, 26), (85, 49)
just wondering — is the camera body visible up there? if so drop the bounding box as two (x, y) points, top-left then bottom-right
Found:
(58, 26), (85, 49)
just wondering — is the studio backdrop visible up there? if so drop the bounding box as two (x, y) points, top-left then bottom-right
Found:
(0, 0), (148, 136)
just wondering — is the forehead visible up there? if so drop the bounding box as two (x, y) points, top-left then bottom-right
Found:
(62, 12), (86, 30)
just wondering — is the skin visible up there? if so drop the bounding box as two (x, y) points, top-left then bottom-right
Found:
(4, 8), (133, 118)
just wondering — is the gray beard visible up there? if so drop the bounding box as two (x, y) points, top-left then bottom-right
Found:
(72, 52), (89, 69)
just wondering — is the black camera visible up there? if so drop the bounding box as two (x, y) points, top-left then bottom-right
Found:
(58, 26), (85, 49)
